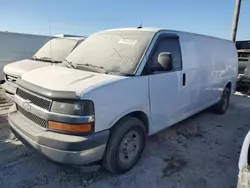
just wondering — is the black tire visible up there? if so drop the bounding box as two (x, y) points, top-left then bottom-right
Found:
(102, 116), (146, 174)
(212, 87), (230, 114)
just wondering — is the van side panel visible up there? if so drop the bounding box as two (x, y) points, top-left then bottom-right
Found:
(81, 76), (150, 133)
(180, 33), (237, 111)
(198, 36), (237, 107)
(153, 31), (238, 131)
(178, 34), (200, 112)
(193, 35), (220, 108)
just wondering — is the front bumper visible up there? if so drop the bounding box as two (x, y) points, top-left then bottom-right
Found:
(8, 105), (109, 165)
(2, 82), (16, 98)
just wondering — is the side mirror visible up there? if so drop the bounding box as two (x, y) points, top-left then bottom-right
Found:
(157, 52), (173, 71)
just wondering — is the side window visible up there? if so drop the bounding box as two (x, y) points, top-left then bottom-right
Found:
(149, 37), (182, 73)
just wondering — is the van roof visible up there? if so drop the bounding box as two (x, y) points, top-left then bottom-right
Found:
(54, 36), (86, 41)
(99, 27), (231, 42)
(100, 27), (162, 33)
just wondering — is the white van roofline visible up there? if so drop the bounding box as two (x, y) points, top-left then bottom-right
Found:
(99, 27), (231, 42)
(55, 36), (86, 41)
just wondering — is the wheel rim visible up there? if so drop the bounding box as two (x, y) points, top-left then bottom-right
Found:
(119, 130), (140, 164)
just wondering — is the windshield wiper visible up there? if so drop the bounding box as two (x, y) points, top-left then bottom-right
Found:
(64, 60), (76, 68)
(32, 56), (56, 63)
(75, 63), (108, 73)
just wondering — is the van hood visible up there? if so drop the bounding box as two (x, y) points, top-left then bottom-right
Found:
(3, 59), (51, 77)
(21, 66), (125, 96)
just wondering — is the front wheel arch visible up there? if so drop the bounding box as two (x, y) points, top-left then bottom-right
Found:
(109, 111), (150, 135)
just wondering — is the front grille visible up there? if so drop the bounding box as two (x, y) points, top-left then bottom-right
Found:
(17, 104), (48, 128)
(6, 74), (18, 83)
(16, 88), (51, 110)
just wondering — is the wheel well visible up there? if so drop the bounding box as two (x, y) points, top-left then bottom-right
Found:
(114, 111), (149, 134)
(225, 82), (232, 91)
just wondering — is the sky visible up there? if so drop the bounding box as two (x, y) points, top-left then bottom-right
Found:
(0, 0), (249, 40)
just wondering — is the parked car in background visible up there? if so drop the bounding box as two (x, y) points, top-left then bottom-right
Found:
(8, 28), (237, 174)
(237, 131), (250, 187)
(236, 40), (250, 89)
(2, 37), (85, 97)
(0, 31), (52, 81)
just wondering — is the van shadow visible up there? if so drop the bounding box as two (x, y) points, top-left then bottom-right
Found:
(0, 115), (10, 141)
(0, 90), (13, 143)
(144, 93), (250, 187)
(236, 86), (250, 96)
(0, 90), (13, 144)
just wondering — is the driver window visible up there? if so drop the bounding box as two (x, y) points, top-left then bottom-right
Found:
(149, 37), (182, 73)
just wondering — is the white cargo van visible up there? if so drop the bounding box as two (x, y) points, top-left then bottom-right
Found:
(8, 28), (238, 174)
(2, 37), (85, 97)
(0, 31), (52, 81)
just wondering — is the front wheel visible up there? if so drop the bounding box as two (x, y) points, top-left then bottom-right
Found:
(102, 116), (146, 174)
(212, 87), (230, 114)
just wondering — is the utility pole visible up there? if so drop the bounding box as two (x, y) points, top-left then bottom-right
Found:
(231, 0), (242, 42)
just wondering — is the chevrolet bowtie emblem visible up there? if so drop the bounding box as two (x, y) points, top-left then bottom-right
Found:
(23, 100), (32, 111)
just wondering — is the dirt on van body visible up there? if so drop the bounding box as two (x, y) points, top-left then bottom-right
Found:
(0, 87), (249, 188)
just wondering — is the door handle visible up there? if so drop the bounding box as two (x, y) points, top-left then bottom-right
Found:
(182, 73), (186, 86)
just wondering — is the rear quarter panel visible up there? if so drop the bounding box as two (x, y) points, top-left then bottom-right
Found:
(202, 37), (237, 99)
(217, 40), (238, 93)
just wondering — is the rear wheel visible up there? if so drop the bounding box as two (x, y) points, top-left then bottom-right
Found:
(102, 116), (146, 174)
(212, 87), (230, 114)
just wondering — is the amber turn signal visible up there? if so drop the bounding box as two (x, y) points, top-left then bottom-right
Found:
(48, 121), (92, 133)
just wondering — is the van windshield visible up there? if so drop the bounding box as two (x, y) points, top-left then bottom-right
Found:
(33, 38), (80, 63)
(65, 30), (154, 75)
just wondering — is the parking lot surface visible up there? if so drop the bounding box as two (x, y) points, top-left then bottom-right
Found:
(0, 88), (249, 188)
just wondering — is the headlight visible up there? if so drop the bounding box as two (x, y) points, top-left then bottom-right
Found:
(51, 100), (94, 116)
